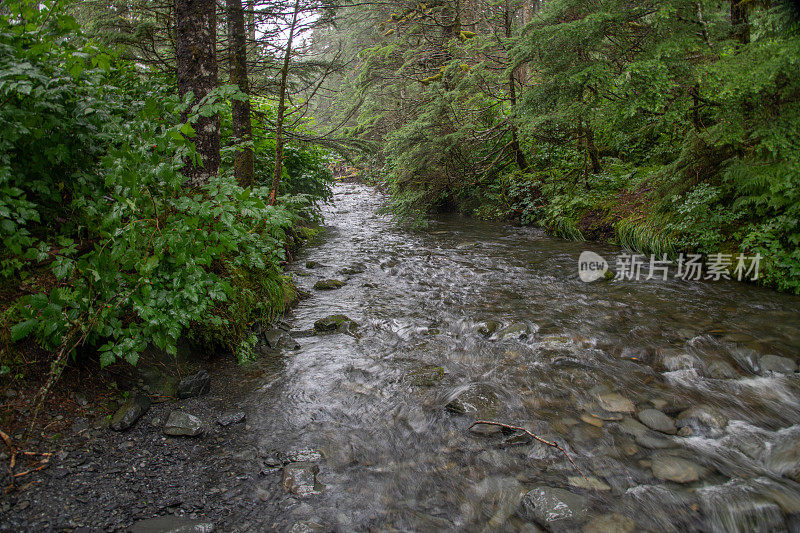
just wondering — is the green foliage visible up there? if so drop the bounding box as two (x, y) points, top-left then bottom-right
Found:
(0, 2), (322, 367)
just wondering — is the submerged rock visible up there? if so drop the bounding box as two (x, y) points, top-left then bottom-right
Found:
(765, 428), (800, 482)
(339, 262), (366, 275)
(128, 516), (215, 532)
(759, 354), (797, 375)
(567, 475), (611, 491)
(705, 360), (739, 379)
(676, 404), (728, 437)
(305, 260), (319, 269)
(520, 485), (588, 526)
(637, 409), (677, 435)
(497, 322), (530, 340)
(406, 365), (445, 386)
(582, 513), (636, 533)
(282, 462), (323, 496)
(314, 314), (358, 334)
(313, 279), (344, 290)
(264, 328), (300, 350)
(109, 392), (151, 432)
(476, 320), (502, 337)
(596, 391), (635, 413)
(163, 411), (204, 437)
(651, 455), (708, 483)
(445, 384), (500, 418)
(177, 370), (210, 399)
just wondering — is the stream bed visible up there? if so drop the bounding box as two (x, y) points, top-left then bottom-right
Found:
(242, 183), (800, 531)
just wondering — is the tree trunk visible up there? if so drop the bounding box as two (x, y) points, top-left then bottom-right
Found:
(268, 0), (301, 205)
(505, 1), (527, 170)
(226, 0), (254, 188)
(175, 0), (220, 187)
(730, 0), (750, 44)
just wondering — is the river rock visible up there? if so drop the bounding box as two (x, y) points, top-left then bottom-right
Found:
(445, 384), (500, 418)
(128, 516), (215, 532)
(109, 392), (151, 431)
(313, 279), (344, 290)
(264, 328), (300, 350)
(314, 314), (358, 334)
(580, 414), (604, 428)
(567, 475), (611, 491)
(163, 411), (204, 437)
(765, 428), (800, 482)
(138, 367), (179, 399)
(651, 455), (708, 483)
(339, 262), (366, 275)
(759, 354), (797, 375)
(177, 370), (210, 399)
(305, 260), (318, 268)
(583, 513), (636, 533)
(520, 485), (588, 526)
(282, 462), (323, 496)
(497, 322), (530, 340)
(596, 391), (635, 413)
(476, 320), (502, 337)
(676, 405), (728, 437)
(406, 364), (445, 386)
(637, 409), (677, 435)
(217, 411), (246, 427)
(705, 360), (739, 379)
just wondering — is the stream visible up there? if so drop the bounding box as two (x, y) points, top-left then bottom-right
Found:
(245, 183), (800, 532)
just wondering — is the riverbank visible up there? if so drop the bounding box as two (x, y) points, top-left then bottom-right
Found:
(4, 183), (800, 532)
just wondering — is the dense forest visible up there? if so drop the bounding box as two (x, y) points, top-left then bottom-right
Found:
(0, 0), (798, 382)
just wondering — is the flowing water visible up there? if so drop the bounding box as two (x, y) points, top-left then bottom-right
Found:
(246, 183), (800, 532)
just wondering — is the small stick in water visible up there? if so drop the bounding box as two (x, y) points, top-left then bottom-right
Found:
(469, 420), (590, 482)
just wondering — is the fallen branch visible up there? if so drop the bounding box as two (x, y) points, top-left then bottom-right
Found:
(1, 428), (52, 493)
(469, 420), (589, 482)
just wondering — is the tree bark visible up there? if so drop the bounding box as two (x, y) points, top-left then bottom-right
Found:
(268, 0), (301, 205)
(730, 0), (750, 44)
(175, 0), (220, 187)
(226, 0), (255, 188)
(505, 0), (528, 170)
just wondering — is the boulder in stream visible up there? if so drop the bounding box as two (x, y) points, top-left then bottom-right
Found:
(314, 314), (358, 334)
(637, 409), (677, 435)
(109, 392), (151, 431)
(313, 279), (344, 290)
(520, 485), (588, 526)
(595, 391), (635, 413)
(445, 384), (500, 418)
(264, 328), (300, 350)
(651, 455), (708, 483)
(759, 354), (797, 375)
(676, 404), (728, 437)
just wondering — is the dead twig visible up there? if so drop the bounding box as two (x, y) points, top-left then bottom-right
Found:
(1, 428), (52, 493)
(469, 420), (590, 482)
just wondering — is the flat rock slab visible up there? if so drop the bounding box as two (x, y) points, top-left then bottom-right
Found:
(128, 516), (215, 532)
(596, 392), (635, 413)
(217, 411), (246, 427)
(637, 409), (677, 435)
(282, 462), (323, 496)
(313, 279), (344, 290)
(652, 455), (708, 483)
(110, 392), (151, 432)
(520, 485), (588, 525)
(163, 411), (204, 437)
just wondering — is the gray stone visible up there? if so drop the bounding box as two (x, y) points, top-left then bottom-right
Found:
(282, 462), (323, 496)
(567, 476), (611, 491)
(339, 262), (366, 275)
(520, 485), (588, 525)
(651, 455), (708, 483)
(163, 411), (204, 437)
(705, 360), (739, 379)
(314, 314), (358, 334)
(128, 516), (215, 532)
(406, 365), (445, 386)
(497, 322), (530, 340)
(476, 320), (502, 337)
(217, 411), (246, 427)
(313, 279), (344, 290)
(765, 428), (800, 482)
(109, 393), (151, 432)
(596, 392), (635, 413)
(177, 370), (210, 399)
(582, 513), (636, 533)
(445, 384), (500, 418)
(676, 405), (728, 437)
(264, 328), (300, 350)
(138, 367), (179, 398)
(637, 409), (677, 435)
(305, 261), (318, 269)
(759, 354), (797, 375)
